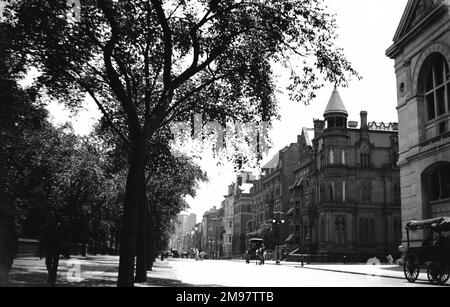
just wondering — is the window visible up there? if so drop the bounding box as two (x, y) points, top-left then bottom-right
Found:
(342, 180), (346, 202)
(329, 182), (335, 202)
(361, 181), (372, 202)
(320, 216), (326, 242)
(328, 117), (336, 128)
(359, 217), (375, 244)
(422, 53), (450, 121)
(329, 149), (334, 164)
(320, 184), (325, 203)
(335, 215), (346, 245)
(361, 154), (370, 168)
(342, 149), (346, 165)
(424, 163), (450, 201)
(393, 182), (401, 203)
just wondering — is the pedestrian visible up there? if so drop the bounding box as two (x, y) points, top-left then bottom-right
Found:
(0, 204), (17, 286)
(386, 254), (394, 265)
(40, 212), (64, 286)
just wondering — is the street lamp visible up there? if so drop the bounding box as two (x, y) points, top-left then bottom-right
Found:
(208, 239), (215, 259)
(272, 212), (285, 265)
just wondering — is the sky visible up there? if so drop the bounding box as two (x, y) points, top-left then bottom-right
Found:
(43, 0), (409, 223)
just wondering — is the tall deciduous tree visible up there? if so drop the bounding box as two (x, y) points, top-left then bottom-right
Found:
(8, 0), (358, 286)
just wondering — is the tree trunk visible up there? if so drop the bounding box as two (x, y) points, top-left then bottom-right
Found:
(117, 136), (146, 287)
(146, 203), (155, 271)
(134, 178), (148, 283)
(147, 231), (154, 271)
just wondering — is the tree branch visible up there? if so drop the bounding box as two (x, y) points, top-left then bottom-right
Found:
(79, 80), (132, 148)
(98, 0), (141, 139)
(151, 0), (172, 88)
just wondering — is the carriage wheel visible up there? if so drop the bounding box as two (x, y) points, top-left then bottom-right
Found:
(438, 265), (450, 285)
(427, 262), (441, 284)
(427, 263), (450, 285)
(404, 253), (420, 283)
(439, 273), (450, 285)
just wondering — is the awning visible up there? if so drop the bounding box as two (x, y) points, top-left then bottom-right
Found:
(406, 217), (450, 232)
(285, 234), (295, 243)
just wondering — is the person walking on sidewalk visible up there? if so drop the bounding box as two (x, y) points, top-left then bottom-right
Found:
(40, 213), (65, 286)
(0, 204), (17, 286)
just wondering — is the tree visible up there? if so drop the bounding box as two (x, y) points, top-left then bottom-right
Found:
(8, 0), (358, 286)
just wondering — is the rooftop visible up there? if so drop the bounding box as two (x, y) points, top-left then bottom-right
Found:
(324, 87), (348, 116)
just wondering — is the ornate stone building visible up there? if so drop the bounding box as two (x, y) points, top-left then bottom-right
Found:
(290, 89), (402, 261)
(386, 0), (450, 247)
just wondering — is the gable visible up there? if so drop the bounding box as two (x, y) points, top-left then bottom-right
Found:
(393, 0), (446, 43)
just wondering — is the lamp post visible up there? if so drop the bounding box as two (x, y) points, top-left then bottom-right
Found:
(272, 212), (285, 265)
(306, 234), (311, 265)
(208, 239), (215, 259)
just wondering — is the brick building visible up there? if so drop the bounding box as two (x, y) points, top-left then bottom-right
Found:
(248, 143), (300, 252)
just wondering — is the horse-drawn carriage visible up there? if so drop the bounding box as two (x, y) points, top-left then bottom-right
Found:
(246, 238), (264, 264)
(403, 217), (450, 285)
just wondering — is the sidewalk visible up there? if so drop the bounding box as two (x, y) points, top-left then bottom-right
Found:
(6, 256), (186, 287)
(232, 258), (407, 280)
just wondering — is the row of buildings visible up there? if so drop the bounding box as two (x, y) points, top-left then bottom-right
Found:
(191, 88), (403, 262)
(175, 0), (450, 261)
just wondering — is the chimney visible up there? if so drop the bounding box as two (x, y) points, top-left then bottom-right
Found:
(314, 119), (325, 139)
(360, 111), (368, 129)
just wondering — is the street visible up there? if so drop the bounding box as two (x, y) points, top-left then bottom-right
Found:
(167, 258), (448, 288)
(7, 256), (450, 287)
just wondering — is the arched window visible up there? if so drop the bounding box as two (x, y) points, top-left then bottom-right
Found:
(329, 149), (334, 164)
(342, 149), (346, 165)
(420, 53), (450, 122)
(422, 162), (450, 202)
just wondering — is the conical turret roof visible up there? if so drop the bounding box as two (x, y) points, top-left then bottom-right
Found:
(324, 87), (348, 116)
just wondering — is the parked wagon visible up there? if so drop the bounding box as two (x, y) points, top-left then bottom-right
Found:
(403, 217), (450, 285)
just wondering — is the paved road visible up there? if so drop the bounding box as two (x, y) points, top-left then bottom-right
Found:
(168, 258), (448, 287)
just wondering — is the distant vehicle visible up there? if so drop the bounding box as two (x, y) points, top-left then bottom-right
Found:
(171, 250), (180, 258)
(181, 251), (189, 258)
(247, 238), (264, 260)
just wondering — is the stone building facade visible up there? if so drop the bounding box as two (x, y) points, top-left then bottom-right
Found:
(290, 89), (402, 261)
(386, 0), (450, 247)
